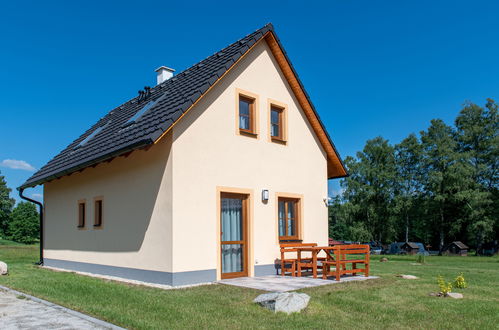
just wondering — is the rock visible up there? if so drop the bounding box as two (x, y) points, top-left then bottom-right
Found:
(446, 292), (463, 299)
(380, 257), (388, 262)
(0, 261), (8, 275)
(397, 274), (418, 279)
(254, 292), (310, 314)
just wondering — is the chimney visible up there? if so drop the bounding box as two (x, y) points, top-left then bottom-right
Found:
(155, 66), (175, 85)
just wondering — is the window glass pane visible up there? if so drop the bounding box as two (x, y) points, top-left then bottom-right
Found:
(288, 219), (295, 236)
(278, 201), (285, 236)
(287, 201), (295, 236)
(221, 244), (243, 273)
(239, 115), (250, 130)
(271, 109), (279, 124)
(239, 99), (250, 115)
(221, 198), (243, 241)
(271, 123), (279, 137)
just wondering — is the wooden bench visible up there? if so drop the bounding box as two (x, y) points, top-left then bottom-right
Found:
(322, 244), (370, 281)
(279, 243), (317, 276)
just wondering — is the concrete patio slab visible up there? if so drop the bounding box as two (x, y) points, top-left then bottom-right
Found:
(218, 275), (379, 292)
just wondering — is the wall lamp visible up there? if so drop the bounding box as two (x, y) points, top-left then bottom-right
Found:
(262, 189), (269, 202)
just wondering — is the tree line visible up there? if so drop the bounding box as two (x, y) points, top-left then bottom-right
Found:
(329, 99), (498, 251)
(0, 173), (39, 244)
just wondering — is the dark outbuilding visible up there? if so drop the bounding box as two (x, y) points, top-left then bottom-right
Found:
(443, 241), (469, 256)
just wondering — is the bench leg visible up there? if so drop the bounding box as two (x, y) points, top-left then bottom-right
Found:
(281, 261), (285, 276)
(352, 263), (357, 276)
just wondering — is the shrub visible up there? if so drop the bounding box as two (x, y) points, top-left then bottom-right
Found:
(416, 253), (426, 264)
(454, 273), (467, 288)
(437, 275), (452, 295)
(8, 202), (39, 244)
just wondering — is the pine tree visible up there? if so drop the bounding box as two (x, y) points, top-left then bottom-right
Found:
(0, 171), (15, 237)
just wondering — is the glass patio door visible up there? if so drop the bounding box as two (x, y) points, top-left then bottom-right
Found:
(220, 193), (248, 278)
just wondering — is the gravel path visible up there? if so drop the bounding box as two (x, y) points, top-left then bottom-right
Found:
(0, 287), (121, 329)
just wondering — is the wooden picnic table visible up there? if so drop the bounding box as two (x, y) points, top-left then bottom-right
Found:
(295, 246), (336, 278)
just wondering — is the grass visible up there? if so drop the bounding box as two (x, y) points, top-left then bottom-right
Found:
(0, 244), (498, 329)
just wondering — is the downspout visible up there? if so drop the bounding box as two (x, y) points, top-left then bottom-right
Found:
(18, 187), (44, 265)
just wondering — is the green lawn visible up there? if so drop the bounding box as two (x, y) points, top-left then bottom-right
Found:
(0, 244), (498, 329)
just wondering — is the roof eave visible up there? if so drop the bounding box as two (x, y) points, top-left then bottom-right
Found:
(19, 138), (154, 190)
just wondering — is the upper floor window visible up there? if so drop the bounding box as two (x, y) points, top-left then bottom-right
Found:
(239, 96), (255, 134)
(271, 106), (284, 139)
(236, 89), (259, 137)
(269, 101), (287, 143)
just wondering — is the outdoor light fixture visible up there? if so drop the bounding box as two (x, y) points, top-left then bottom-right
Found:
(262, 189), (269, 201)
(323, 197), (332, 207)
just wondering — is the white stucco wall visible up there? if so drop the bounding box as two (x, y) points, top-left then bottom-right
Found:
(43, 133), (173, 272)
(170, 40), (328, 278)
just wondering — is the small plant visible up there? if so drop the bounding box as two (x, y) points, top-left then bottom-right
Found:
(454, 273), (467, 288)
(437, 275), (452, 295)
(416, 254), (426, 264)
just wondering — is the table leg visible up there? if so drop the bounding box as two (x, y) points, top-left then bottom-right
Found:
(297, 250), (302, 277)
(312, 250), (317, 278)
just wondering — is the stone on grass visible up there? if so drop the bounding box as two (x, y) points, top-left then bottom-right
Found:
(446, 292), (463, 299)
(0, 261), (8, 275)
(254, 292), (310, 314)
(380, 257), (388, 262)
(397, 274), (418, 279)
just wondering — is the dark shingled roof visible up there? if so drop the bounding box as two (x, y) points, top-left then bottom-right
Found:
(403, 242), (420, 249)
(20, 23), (345, 189)
(450, 241), (469, 250)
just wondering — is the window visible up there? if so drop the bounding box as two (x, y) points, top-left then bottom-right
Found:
(239, 95), (256, 134)
(271, 106), (284, 139)
(122, 99), (158, 127)
(77, 201), (86, 228)
(278, 197), (300, 240)
(94, 199), (103, 227)
(269, 101), (287, 143)
(74, 123), (108, 150)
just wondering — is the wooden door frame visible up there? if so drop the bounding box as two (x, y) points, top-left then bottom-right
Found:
(216, 187), (253, 280)
(220, 192), (249, 279)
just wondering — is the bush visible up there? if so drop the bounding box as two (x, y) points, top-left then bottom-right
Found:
(437, 275), (452, 295)
(8, 202), (39, 244)
(454, 273), (467, 288)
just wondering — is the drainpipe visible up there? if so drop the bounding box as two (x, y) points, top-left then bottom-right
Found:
(18, 187), (44, 265)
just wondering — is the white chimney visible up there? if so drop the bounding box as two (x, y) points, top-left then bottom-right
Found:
(155, 66), (175, 85)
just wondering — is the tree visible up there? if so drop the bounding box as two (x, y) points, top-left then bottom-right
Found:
(8, 202), (39, 244)
(455, 99), (498, 251)
(420, 119), (470, 251)
(341, 137), (396, 242)
(0, 171), (15, 237)
(394, 134), (423, 242)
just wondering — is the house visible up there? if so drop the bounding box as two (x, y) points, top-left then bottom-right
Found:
(18, 24), (347, 286)
(400, 242), (420, 255)
(442, 241), (469, 256)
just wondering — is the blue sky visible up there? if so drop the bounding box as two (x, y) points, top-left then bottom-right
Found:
(1, 1), (499, 202)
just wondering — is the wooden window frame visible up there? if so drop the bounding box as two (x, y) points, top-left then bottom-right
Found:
(235, 89), (259, 138)
(93, 196), (103, 228)
(267, 99), (287, 144)
(277, 196), (301, 241)
(77, 199), (86, 229)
